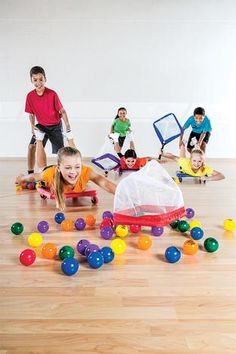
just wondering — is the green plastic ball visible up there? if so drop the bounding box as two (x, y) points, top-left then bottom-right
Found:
(178, 220), (190, 233)
(59, 245), (75, 260)
(11, 222), (24, 235)
(170, 220), (179, 229)
(204, 237), (219, 253)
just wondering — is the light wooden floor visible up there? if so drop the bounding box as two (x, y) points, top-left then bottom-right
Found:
(0, 158), (236, 354)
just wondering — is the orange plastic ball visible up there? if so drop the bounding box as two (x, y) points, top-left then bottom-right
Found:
(41, 243), (57, 259)
(61, 219), (74, 232)
(85, 214), (96, 227)
(137, 235), (152, 250)
(183, 239), (199, 255)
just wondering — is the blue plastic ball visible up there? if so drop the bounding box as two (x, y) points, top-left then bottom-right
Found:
(190, 227), (204, 240)
(54, 212), (65, 224)
(100, 246), (115, 263)
(61, 257), (79, 276)
(87, 251), (104, 269)
(165, 246), (181, 263)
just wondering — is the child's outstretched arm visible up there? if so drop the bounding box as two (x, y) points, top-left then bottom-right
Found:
(160, 151), (179, 162)
(199, 170), (225, 183)
(89, 170), (116, 194)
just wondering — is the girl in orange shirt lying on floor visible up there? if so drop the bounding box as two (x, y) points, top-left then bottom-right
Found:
(16, 146), (116, 209)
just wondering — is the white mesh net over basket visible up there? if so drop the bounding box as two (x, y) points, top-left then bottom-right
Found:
(113, 160), (185, 226)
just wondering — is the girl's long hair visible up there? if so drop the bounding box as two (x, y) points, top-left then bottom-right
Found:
(191, 148), (205, 172)
(52, 147), (82, 210)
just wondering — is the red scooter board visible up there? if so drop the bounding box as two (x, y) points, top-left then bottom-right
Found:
(37, 187), (98, 204)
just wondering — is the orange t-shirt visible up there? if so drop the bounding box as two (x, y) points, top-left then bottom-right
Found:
(41, 165), (92, 193)
(120, 157), (148, 170)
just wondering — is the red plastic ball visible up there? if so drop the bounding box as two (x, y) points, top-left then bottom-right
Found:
(19, 249), (36, 266)
(99, 218), (113, 229)
(130, 224), (141, 233)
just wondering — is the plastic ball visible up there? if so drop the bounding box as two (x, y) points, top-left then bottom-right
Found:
(115, 225), (129, 238)
(100, 226), (114, 240)
(223, 219), (236, 232)
(19, 249), (36, 266)
(61, 219), (74, 231)
(87, 251), (104, 269)
(61, 257), (79, 276)
(54, 212), (65, 224)
(169, 220), (179, 229)
(11, 222), (24, 235)
(27, 182), (35, 190)
(137, 235), (152, 250)
(185, 208), (195, 219)
(102, 210), (113, 220)
(204, 237), (219, 253)
(152, 226), (164, 237)
(178, 220), (190, 233)
(59, 245), (75, 260)
(165, 246), (181, 263)
(99, 218), (113, 229)
(85, 244), (100, 258)
(74, 218), (86, 231)
(130, 224), (141, 233)
(37, 220), (49, 233)
(28, 232), (43, 248)
(190, 227), (204, 240)
(189, 220), (202, 230)
(183, 240), (199, 255)
(110, 238), (126, 255)
(85, 214), (96, 227)
(41, 243), (57, 259)
(76, 239), (90, 255)
(100, 246), (115, 263)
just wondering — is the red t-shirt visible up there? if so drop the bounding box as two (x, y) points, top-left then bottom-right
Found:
(25, 87), (63, 126)
(120, 157), (148, 170)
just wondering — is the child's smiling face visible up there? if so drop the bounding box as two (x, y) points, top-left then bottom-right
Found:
(58, 155), (82, 185)
(31, 73), (46, 92)
(194, 114), (204, 124)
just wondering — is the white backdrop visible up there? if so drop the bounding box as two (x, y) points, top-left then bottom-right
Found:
(0, 0), (236, 157)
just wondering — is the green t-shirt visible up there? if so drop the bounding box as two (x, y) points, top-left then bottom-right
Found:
(112, 118), (131, 137)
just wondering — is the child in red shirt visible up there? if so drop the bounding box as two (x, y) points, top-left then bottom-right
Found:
(120, 149), (153, 170)
(25, 66), (75, 171)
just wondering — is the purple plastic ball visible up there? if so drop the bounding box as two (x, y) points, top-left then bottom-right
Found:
(75, 218), (86, 231)
(85, 244), (100, 258)
(185, 208), (195, 219)
(102, 210), (113, 220)
(37, 220), (49, 233)
(151, 226), (164, 237)
(100, 226), (114, 240)
(76, 239), (90, 255)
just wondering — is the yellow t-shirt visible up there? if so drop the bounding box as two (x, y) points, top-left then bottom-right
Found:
(178, 157), (213, 177)
(41, 165), (92, 193)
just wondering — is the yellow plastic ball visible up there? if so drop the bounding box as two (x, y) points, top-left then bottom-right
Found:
(223, 219), (236, 232)
(110, 238), (126, 255)
(28, 233), (43, 248)
(115, 225), (129, 238)
(189, 220), (202, 230)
